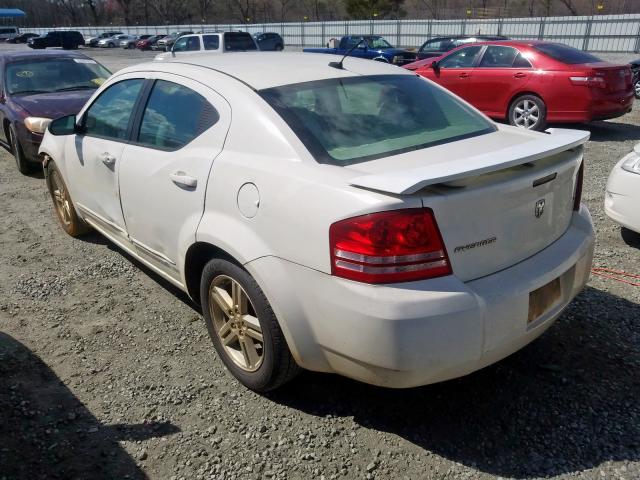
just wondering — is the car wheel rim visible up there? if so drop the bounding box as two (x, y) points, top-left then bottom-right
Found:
(209, 275), (264, 372)
(634, 81), (640, 97)
(513, 99), (540, 130)
(49, 170), (72, 227)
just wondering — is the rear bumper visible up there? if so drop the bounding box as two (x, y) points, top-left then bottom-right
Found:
(247, 206), (595, 388)
(605, 155), (640, 233)
(548, 90), (634, 123)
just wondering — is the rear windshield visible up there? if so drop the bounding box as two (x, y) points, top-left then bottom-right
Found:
(533, 43), (602, 64)
(260, 74), (495, 165)
(224, 32), (256, 51)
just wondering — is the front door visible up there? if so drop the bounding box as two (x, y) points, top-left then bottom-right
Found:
(433, 45), (483, 100)
(117, 75), (231, 281)
(64, 77), (145, 243)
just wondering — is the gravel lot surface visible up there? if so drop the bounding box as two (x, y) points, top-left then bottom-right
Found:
(0, 44), (639, 480)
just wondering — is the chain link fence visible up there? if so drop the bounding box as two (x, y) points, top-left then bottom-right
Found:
(26, 13), (640, 53)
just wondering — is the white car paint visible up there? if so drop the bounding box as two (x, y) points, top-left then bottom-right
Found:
(39, 53), (594, 388)
(154, 32), (258, 61)
(605, 143), (640, 233)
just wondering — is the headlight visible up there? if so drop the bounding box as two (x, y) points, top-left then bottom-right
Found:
(24, 117), (52, 134)
(622, 153), (640, 174)
(392, 55), (403, 64)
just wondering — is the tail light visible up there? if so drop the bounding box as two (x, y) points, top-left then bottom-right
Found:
(573, 161), (584, 211)
(569, 76), (606, 89)
(329, 208), (451, 284)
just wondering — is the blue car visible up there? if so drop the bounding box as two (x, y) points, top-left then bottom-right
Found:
(254, 32), (284, 51)
(303, 35), (416, 65)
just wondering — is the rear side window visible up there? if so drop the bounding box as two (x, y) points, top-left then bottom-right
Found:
(223, 32), (256, 51)
(261, 75), (495, 165)
(84, 79), (143, 140)
(479, 46), (520, 68)
(203, 35), (220, 50)
(533, 43), (601, 64)
(137, 80), (219, 150)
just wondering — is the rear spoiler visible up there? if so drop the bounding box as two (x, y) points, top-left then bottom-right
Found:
(350, 128), (590, 195)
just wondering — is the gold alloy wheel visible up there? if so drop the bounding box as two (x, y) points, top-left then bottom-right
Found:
(209, 275), (264, 372)
(49, 169), (73, 228)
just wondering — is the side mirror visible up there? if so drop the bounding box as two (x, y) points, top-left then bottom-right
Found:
(431, 60), (440, 73)
(49, 114), (78, 136)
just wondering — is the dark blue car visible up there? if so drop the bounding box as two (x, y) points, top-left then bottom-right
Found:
(303, 35), (416, 65)
(254, 32), (284, 51)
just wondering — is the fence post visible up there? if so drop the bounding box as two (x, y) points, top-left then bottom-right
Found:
(301, 21), (305, 48)
(537, 16), (546, 40)
(497, 18), (503, 36)
(396, 19), (401, 47)
(582, 16), (593, 51)
(635, 21), (640, 53)
(321, 21), (325, 46)
(427, 19), (432, 39)
(461, 18), (466, 35)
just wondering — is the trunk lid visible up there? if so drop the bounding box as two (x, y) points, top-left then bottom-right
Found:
(348, 127), (589, 282)
(583, 62), (632, 93)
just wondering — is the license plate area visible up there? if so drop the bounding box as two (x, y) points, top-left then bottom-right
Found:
(528, 277), (561, 325)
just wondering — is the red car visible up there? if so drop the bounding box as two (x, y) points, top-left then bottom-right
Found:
(404, 40), (634, 130)
(135, 34), (166, 51)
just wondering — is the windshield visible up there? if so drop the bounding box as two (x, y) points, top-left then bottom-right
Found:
(533, 43), (602, 64)
(224, 32), (257, 51)
(368, 37), (393, 49)
(260, 75), (495, 165)
(5, 58), (111, 95)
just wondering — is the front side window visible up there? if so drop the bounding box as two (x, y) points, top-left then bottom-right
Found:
(5, 57), (111, 95)
(137, 80), (219, 150)
(479, 46), (520, 68)
(203, 35), (220, 50)
(261, 75), (495, 165)
(439, 46), (482, 68)
(83, 79), (143, 140)
(173, 36), (200, 52)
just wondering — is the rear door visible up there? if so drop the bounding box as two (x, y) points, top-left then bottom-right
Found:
(467, 45), (533, 117)
(117, 74), (231, 280)
(433, 45), (483, 99)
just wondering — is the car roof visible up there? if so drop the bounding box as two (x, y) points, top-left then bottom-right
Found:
(0, 50), (88, 62)
(129, 52), (413, 90)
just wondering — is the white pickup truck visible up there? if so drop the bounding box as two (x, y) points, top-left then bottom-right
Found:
(154, 31), (258, 60)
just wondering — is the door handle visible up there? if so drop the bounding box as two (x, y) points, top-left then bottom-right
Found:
(169, 171), (197, 188)
(514, 72), (527, 78)
(458, 72), (469, 78)
(99, 152), (116, 166)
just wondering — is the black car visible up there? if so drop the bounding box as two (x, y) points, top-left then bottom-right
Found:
(631, 58), (640, 99)
(28, 31), (85, 50)
(0, 51), (111, 174)
(7, 33), (39, 44)
(416, 35), (509, 60)
(254, 32), (284, 51)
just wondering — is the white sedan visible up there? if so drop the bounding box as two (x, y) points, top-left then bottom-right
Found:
(39, 53), (594, 391)
(605, 143), (640, 233)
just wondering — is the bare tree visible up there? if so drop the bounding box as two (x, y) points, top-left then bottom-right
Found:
(558, 0), (579, 15)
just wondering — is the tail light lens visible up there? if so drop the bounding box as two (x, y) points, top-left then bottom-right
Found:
(573, 161), (584, 211)
(569, 76), (606, 89)
(329, 208), (451, 284)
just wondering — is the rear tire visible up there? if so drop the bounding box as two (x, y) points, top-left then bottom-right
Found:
(9, 125), (34, 175)
(45, 160), (91, 237)
(200, 258), (300, 392)
(634, 78), (640, 99)
(275, 44), (283, 51)
(508, 94), (547, 131)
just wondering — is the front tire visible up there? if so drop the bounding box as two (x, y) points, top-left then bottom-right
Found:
(9, 125), (33, 175)
(634, 78), (640, 99)
(508, 94), (547, 131)
(45, 160), (91, 237)
(200, 258), (300, 392)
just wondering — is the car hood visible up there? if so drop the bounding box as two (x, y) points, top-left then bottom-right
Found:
(11, 90), (94, 118)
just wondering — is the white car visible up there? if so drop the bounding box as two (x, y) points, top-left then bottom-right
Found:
(605, 143), (640, 233)
(154, 31), (257, 61)
(39, 53), (594, 392)
(97, 34), (129, 48)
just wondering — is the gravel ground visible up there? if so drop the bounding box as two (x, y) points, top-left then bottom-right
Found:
(0, 44), (639, 480)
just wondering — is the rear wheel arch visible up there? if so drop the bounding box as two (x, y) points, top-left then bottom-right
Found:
(184, 241), (242, 305)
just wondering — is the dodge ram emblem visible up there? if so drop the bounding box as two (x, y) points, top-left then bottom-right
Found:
(535, 199), (545, 218)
